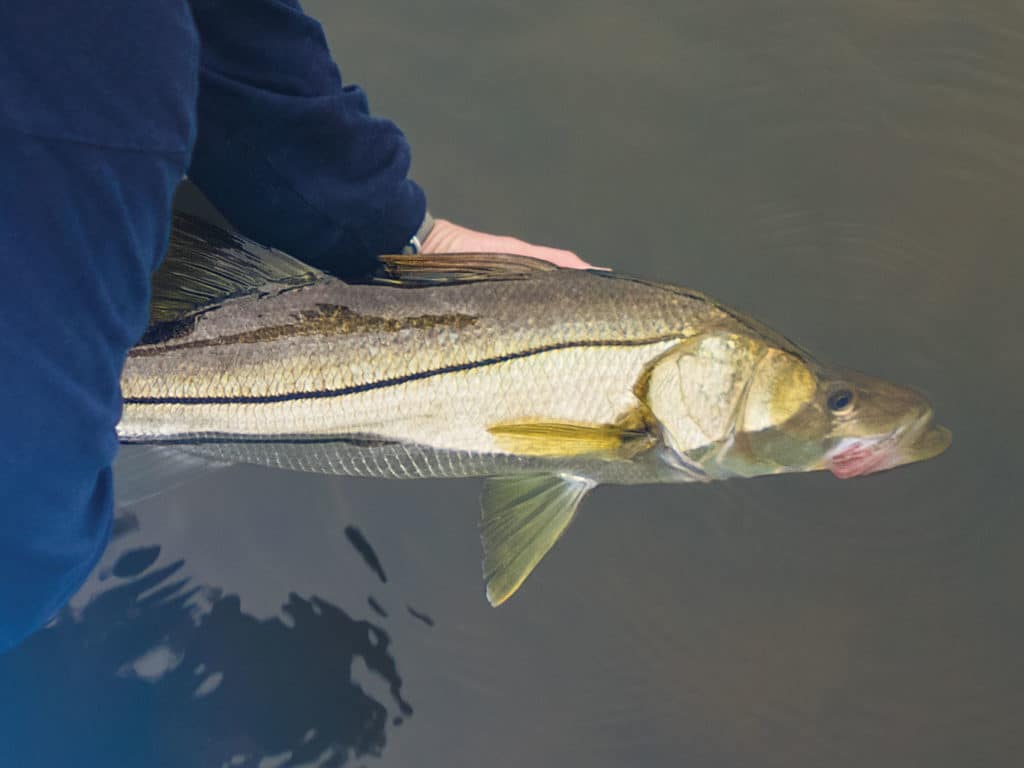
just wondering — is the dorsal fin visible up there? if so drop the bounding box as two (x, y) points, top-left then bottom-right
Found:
(373, 252), (559, 287)
(150, 214), (323, 323)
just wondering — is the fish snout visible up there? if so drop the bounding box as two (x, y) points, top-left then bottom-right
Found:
(899, 416), (952, 464)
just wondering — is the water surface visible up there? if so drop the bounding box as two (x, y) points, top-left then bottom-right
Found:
(3, 2), (1022, 766)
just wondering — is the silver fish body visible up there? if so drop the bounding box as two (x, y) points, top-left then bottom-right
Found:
(120, 249), (737, 485)
(117, 216), (950, 605)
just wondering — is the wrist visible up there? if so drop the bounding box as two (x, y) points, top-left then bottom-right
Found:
(402, 211), (435, 254)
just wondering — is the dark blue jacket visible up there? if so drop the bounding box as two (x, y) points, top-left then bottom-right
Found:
(0, 0), (425, 652)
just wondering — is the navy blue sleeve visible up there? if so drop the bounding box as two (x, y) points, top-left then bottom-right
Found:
(187, 0), (426, 277)
(0, 1), (198, 653)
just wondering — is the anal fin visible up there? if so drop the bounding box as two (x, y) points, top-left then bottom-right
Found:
(480, 474), (595, 606)
(113, 444), (232, 507)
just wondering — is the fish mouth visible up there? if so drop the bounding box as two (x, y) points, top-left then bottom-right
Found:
(828, 413), (952, 479)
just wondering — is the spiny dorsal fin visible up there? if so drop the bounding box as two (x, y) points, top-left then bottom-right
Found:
(487, 420), (653, 459)
(480, 473), (595, 606)
(374, 252), (559, 287)
(150, 214), (323, 323)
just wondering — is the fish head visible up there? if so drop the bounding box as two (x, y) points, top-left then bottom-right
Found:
(643, 330), (950, 479)
(806, 367), (951, 479)
(724, 351), (952, 479)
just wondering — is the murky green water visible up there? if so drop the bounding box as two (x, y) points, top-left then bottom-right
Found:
(3, 2), (1023, 766)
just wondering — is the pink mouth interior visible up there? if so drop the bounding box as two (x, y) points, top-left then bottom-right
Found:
(829, 442), (893, 479)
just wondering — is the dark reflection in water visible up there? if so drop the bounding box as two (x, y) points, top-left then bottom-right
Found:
(406, 606), (434, 628)
(0, 523), (413, 768)
(368, 596), (389, 618)
(344, 525), (388, 584)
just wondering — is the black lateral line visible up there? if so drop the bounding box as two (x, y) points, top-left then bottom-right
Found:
(123, 334), (684, 406)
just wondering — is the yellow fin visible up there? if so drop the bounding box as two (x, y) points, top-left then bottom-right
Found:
(481, 474), (595, 606)
(487, 419), (651, 458)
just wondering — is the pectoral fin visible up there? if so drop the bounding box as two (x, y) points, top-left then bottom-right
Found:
(487, 419), (652, 459)
(480, 474), (596, 606)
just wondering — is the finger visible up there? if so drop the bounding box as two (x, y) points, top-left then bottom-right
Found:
(517, 244), (598, 270)
(421, 219), (605, 270)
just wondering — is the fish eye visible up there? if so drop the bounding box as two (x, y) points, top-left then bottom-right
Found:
(827, 387), (855, 413)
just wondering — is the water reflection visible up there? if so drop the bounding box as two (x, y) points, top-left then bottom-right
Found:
(0, 519), (415, 768)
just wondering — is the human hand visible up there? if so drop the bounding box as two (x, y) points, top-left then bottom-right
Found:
(421, 218), (596, 270)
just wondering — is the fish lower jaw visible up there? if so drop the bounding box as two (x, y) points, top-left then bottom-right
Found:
(826, 436), (898, 479)
(827, 419), (950, 479)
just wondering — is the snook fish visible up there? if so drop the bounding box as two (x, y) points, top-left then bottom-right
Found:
(118, 215), (951, 605)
